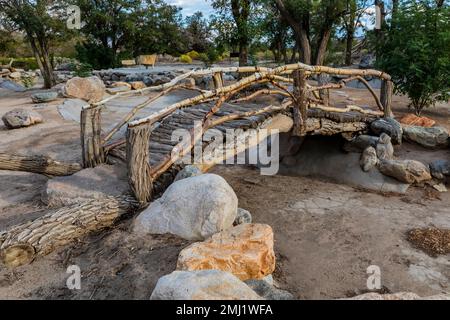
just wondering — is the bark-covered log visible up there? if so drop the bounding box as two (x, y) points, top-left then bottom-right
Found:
(126, 125), (153, 204)
(0, 195), (138, 268)
(0, 153), (81, 176)
(81, 107), (105, 168)
(292, 70), (308, 136)
(380, 80), (393, 118)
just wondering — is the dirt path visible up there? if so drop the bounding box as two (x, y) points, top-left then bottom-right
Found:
(211, 165), (450, 299)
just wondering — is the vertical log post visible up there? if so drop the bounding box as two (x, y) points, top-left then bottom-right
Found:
(81, 106), (105, 168)
(292, 70), (308, 136)
(380, 80), (393, 118)
(126, 124), (153, 205)
(318, 73), (330, 106)
(213, 72), (224, 90)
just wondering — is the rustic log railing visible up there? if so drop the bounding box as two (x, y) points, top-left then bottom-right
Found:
(79, 63), (393, 204)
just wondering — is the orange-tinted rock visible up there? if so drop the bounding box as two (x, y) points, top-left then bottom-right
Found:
(63, 76), (105, 103)
(130, 81), (146, 90)
(177, 223), (275, 281)
(400, 114), (436, 127)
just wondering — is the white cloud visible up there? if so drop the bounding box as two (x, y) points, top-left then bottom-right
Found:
(165, 0), (214, 17)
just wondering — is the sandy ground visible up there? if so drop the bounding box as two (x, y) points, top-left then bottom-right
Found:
(0, 74), (449, 299)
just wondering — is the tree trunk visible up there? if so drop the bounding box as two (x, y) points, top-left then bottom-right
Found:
(274, 0), (312, 64)
(0, 153), (81, 176)
(315, 28), (332, 66)
(29, 37), (56, 89)
(0, 196), (138, 268)
(239, 44), (248, 67)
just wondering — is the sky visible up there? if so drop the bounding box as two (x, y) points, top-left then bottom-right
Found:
(165, 0), (214, 17)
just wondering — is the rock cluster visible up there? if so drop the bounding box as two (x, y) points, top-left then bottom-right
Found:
(134, 170), (287, 300)
(92, 69), (178, 86)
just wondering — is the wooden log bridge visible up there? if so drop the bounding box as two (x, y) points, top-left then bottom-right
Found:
(79, 63), (393, 204)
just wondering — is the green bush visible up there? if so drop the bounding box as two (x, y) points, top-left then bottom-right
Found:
(70, 62), (93, 77)
(187, 50), (200, 60)
(180, 54), (193, 64)
(376, 2), (450, 115)
(199, 48), (221, 67)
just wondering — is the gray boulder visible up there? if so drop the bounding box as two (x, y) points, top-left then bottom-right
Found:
(370, 118), (403, 145)
(429, 160), (450, 180)
(150, 270), (262, 300)
(0, 79), (26, 92)
(360, 147), (378, 172)
(378, 159), (432, 184)
(403, 126), (449, 149)
(376, 133), (394, 160)
(133, 174), (238, 240)
(174, 165), (203, 182)
(343, 135), (379, 153)
(234, 208), (253, 226)
(2, 109), (43, 129)
(31, 91), (58, 103)
(244, 278), (294, 300)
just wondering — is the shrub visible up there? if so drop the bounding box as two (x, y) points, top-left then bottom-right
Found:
(199, 48), (221, 67)
(376, 2), (450, 115)
(180, 54), (193, 64)
(187, 50), (200, 60)
(70, 62), (93, 78)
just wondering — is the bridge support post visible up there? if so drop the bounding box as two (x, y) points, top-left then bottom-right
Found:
(81, 107), (105, 168)
(213, 72), (224, 90)
(292, 70), (308, 136)
(380, 80), (393, 118)
(126, 124), (153, 205)
(318, 73), (330, 106)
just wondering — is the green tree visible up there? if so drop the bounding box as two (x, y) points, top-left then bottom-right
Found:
(131, 0), (186, 56)
(0, 0), (68, 88)
(212, 0), (255, 66)
(73, 0), (141, 69)
(274, 0), (348, 65)
(376, 1), (450, 115)
(184, 11), (211, 52)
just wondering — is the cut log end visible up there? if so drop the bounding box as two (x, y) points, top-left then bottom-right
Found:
(1, 244), (36, 268)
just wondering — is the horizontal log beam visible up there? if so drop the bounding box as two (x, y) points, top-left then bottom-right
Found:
(0, 153), (81, 176)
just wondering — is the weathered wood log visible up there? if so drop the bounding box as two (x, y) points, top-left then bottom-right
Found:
(213, 72), (224, 90)
(126, 124), (153, 204)
(81, 107), (105, 168)
(380, 80), (394, 118)
(0, 195), (138, 268)
(0, 153), (81, 176)
(292, 70), (308, 136)
(318, 73), (330, 106)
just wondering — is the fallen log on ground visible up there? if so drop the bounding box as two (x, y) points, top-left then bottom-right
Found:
(0, 195), (138, 268)
(0, 153), (82, 176)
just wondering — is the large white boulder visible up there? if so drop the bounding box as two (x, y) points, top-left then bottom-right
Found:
(133, 174), (238, 240)
(150, 270), (262, 300)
